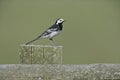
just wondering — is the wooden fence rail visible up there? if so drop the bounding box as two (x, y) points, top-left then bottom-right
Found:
(1, 45), (120, 80)
(0, 64), (120, 80)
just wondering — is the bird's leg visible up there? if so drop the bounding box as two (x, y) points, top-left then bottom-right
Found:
(49, 38), (56, 46)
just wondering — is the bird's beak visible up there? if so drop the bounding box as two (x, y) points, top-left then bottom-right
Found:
(64, 20), (66, 22)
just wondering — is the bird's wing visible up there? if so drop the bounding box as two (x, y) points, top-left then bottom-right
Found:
(41, 30), (51, 37)
(39, 24), (58, 38)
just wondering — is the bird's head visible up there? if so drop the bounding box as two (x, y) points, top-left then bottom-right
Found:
(55, 18), (65, 25)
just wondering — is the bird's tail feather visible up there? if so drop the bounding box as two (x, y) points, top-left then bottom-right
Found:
(25, 37), (40, 45)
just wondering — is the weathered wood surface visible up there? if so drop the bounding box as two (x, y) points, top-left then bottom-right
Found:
(19, 45), (63, 64)
(0, 64), (120, 80)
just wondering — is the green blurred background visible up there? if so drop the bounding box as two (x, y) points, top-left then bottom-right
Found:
(0, 0), (120, 64)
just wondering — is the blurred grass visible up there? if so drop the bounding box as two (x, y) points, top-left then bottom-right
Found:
(0, 0), (120, 64)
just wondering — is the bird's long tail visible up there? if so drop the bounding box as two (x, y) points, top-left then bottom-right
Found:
(25, 37), (40, 45)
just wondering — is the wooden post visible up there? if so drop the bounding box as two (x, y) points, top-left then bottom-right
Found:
(19, 45), (63, 64)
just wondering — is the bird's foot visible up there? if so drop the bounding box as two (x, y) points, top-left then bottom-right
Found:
(50, 40), (57, 46)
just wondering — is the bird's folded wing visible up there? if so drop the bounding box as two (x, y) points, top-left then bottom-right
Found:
(39, 25), (58, 38)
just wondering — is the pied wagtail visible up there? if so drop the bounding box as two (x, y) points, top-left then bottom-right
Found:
(26, 18), (65, 45)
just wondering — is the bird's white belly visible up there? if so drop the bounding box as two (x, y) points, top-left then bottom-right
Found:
(49, 31), (60, 38)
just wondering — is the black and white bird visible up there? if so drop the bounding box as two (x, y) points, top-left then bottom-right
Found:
(26, 18), (65, 45)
